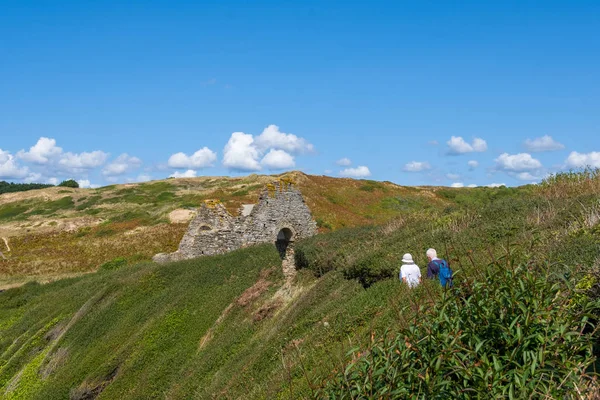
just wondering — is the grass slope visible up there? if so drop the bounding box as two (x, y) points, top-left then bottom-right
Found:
(0, 171), (598, 398)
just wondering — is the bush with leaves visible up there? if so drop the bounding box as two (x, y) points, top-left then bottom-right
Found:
(58, 179), (79, 188)
(318, 261), (600, 399)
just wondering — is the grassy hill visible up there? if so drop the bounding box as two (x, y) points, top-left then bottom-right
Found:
(0, 171), (599, 398)
(0, 172), (447, 289)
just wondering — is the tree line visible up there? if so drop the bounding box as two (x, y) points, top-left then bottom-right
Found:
(0, 179), (79, 194)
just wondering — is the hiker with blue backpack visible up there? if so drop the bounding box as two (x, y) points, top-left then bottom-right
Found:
(426, 248), (453, 288)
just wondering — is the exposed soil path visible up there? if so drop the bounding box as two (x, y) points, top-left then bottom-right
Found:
(2, 237), (10, 252)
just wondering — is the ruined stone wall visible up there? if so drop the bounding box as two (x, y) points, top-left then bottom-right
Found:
(153, 181), (317, 263)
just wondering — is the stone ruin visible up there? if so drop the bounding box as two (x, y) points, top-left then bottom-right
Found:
(153, 180), (317, 272)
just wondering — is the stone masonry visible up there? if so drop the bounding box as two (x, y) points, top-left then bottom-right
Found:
(153, 180), (317, 263)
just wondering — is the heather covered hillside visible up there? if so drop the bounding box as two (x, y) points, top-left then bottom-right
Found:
(0, 171), (599, 399)
(0, 172), (447, 289)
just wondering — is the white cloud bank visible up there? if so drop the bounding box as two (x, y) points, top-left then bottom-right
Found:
(565, 151), (600, 168)
(524, 135), (565, 152)
(58, 151), (108, 171)
(261, 149), (295, 170)
(16, 137), (108, 173)
(0, 149), (28, 179)
(222, 125), (313, 171)
(467, 160), (479, 170)
(17, 137), (63, 164)
(103, 153), (142, 176)
(403, 161), (431, 172)
(339, 166), (371, 178)
(447, 136), (487, 155)
(495, 153), (542, 172)
(223, 132), (262, 171)
(170, 170), (197, 178)
(450, 182), (464, 188)
(336, 157), (352, 166)
(77, 179), (100, 189)
(168, 147), (217, 169)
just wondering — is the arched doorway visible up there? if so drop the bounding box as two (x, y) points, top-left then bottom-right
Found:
(276, 228), (293, 259)
(276, 227), (296, 278)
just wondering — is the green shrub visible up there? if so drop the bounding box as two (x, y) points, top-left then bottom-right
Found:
(99, 257), (127, 271)
(58, 179), (79, 188)
(0, 204), (30, 220)
(319, 263), (600, 398)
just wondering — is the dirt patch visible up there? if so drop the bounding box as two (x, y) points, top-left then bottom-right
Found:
(69, 366), (119, 400)
(253, 299), (283, 322)
(168, 209), (196, 224)
(237, 278), (271, 307)
(40, 347), (69, 379)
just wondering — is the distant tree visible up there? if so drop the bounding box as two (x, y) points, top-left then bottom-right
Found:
(0, 181), (54, 195)
(58, 179), (79, 188)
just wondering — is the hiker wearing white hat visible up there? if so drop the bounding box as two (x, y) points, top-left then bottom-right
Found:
(400, 253), (422, 288)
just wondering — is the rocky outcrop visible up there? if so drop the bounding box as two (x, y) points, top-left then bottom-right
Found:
(153, 180), (317, 263)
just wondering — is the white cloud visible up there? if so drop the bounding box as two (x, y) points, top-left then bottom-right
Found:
(336, 157), (352, 166)
(136, 174), (152, 182)
(446, 173), (460, 180)
(222, 132), (261, 171)
(58, 151), (108, 170)
(47, 177), (59, 185)
(487, 183), (506, 188)
(495, 153), (542, 172)
(340, 166), (371, 178)
(324, 169), (333, 175)
(23, 172), (42, 183)
(516, 172), (541, 181)
(403, 161), (431, 172)
(170, 169), (197, 178)
(222, 125), (314, 172)
(467, 184), (477, 188)
(467, 160), (479, 170)
(254, 125), (314, 154)
(17, 137), (63, 164)
(450, 182), (464, 188)
(447, 136), (487, 155)
(0, 149), (28, 179)
(472, 138), (487, 152)
(524, 135), (565, 152)
(261, 149), (295, 170)
(102, 153), (142, 176)
(77, 179), (100, 189)
(565, 151), (600, 168)
(167, 147), (217, 169)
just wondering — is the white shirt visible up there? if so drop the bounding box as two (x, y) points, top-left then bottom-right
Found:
(400, 263), (422, 288)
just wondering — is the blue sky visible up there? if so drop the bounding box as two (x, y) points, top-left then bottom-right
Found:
(1, 1), (599, 188)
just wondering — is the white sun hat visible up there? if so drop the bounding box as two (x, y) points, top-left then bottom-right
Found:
(402, 253), (414, 264)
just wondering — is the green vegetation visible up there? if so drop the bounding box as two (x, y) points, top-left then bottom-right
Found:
(320, 262), (599, 398)
(58, 180), (79, 188)
(0, 204), (29, 221)
(0, 181), (53, 195)
(0, 171), (598, 398)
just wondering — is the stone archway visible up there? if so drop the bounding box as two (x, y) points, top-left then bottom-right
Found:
(276, 227), (293, 258)
(275, 227), (296, 277)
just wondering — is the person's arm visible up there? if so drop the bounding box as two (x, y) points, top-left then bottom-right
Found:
(427, 261), (437, 278)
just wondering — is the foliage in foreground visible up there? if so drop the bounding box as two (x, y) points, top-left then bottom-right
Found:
(319, 261), (600, 399)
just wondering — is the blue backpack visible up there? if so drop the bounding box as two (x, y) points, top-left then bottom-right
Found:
(436, 259), (453, 288)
